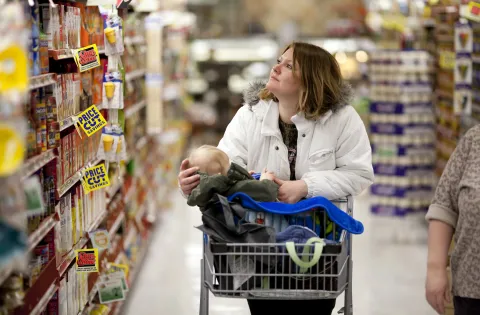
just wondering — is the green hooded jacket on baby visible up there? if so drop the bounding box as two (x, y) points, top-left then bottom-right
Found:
(187, 162), (279, 208)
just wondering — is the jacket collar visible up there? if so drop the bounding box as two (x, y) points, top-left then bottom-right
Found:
(257, 100), (331, 136)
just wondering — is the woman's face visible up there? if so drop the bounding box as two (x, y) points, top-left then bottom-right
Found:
(266, 48), (302, 100)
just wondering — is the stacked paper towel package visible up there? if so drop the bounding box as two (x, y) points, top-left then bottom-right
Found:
(368, 50), (435, 242)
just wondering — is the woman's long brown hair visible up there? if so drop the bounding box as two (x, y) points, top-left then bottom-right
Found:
(259, 42), (344, 120)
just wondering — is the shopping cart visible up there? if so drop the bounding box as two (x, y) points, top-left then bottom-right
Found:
(199, 196), (354, 315)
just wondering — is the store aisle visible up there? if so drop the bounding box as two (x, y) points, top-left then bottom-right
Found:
(124, 192), (436, 315)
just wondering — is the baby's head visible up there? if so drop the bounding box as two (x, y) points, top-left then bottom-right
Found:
(189, 145), (230, 176)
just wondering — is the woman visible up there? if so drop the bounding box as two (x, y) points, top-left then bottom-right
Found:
(425, 125), (480, 315)
(179, 42), (374, 315)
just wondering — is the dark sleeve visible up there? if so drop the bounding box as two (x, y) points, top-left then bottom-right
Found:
(227, 179), (279, 202)
(187, 176), (225, 208)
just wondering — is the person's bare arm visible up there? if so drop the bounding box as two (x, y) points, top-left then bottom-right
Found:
(426, 220), (454, 314)
(427, 220), (454, 271)
(425, 130), (473, 314)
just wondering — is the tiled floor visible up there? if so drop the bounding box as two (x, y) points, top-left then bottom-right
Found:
(124, 192), (436, 315)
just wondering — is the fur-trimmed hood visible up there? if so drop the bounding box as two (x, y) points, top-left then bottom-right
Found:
(242, 80), (354, 113)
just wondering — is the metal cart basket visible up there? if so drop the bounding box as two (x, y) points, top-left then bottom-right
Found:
(199, 196), (354, 315)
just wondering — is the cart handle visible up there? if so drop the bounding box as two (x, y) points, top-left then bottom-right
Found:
(285, 237), (325, 273)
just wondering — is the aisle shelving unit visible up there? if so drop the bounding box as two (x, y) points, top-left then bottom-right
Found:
(0, 1), (194, 315)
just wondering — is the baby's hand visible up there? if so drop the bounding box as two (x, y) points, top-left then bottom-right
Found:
(260, 168), (275, 181)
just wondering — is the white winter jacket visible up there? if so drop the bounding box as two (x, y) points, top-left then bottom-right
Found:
(217, 82), (374, 200)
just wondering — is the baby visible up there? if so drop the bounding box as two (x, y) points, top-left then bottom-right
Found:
(186, 145), (279, 208)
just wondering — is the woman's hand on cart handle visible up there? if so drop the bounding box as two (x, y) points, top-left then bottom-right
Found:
(273, 178), (308, 204)
(425, 266), (451, 315)
(178, 159), (200, 195)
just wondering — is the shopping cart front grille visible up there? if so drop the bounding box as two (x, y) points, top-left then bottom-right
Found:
(203, 198), (352, 300)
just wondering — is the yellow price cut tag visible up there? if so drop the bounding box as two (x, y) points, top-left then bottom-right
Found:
(81, 163), (111, 193)
(72, 44), (101, 72)
(75, 105), (107, 137)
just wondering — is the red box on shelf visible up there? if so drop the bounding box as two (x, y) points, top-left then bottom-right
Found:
(14, 258), (57, 315)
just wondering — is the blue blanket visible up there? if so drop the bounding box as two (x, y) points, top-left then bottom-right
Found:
(227, 192), (364, 235)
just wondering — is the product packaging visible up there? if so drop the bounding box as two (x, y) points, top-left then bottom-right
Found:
(93, 59), (107, 106)
(102, 71), (123, 109)
(71, 190), (77, 245)
(102, 12), (124, 56)
(0, 2), (29, 95)
(39, 32), (49, 74)
(58, 193), (72, 255)
(59, 277), (68, 315)
(99, 125), (127, 162)
(24, 176), (45, 217)
(0, 120), (26, 176)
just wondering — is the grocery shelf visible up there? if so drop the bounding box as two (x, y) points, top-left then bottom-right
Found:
(125, 36), (146, 46)
(21, 149), (57, 181)
(29, 73), (57, 90)
(125, 69), (146, 81)
(124, 183), (136, 204)
(136, 135), (148, 150)
(86, 210), (109, 234)
(49, 48), (105, 60)
(123, 227), (136, 249)
(109, 211), (125, 238)
(1, 1), (192, 312)
(17, 257), (58, 315)
(59, 105), (104, 132)
(135, 202), (146, 222)
(59, 115), (77, 131)
(58, 237), (89, 277)
(29, 283), (58, 315)
(163, 82), (180, 101)
(112, 301), (124, 315)
(28, 215), (56, 252)
(114, 231), (153, 315)
(124, 100), (146, 118)
(57, 158), (103, 198)
(80, 286), (99, 315)
(107, 179), (123, 204)
(57, 209), (109, 280)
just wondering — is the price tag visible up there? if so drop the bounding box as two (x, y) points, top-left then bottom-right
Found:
(75, 248), (99, 273)
(101, 271), (129, 292)
(75, 105), (107, 137)
(465, 2), (480, 22)
(439, 51), (456, 70)
(107, 263), (129, 279)
(89, 229), (111, 250)
(72, 44), (101, 72)
(81, 164), (110, 193)
(97, 279), (125, 304)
